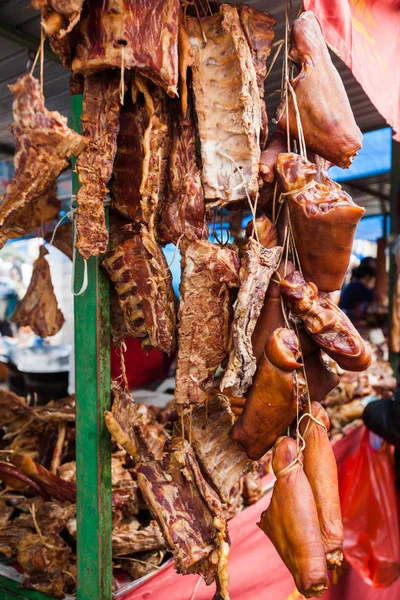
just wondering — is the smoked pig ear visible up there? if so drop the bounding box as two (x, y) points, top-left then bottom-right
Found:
(265, 327), (302, 371)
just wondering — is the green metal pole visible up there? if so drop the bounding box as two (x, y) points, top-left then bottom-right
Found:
(71, 93), (113, 600)
(389, 136), (400, 375)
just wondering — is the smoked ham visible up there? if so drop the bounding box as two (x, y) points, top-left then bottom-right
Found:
(299, 402), (343, 569)
(230, 328), (305, 460)
(258, 437), (328, 598)
(185, 5), (261, 204)
(11, 246), (64, 339)
(76, 73), (121, 259)
(175, 241), (240, 406)
(102, 225), (176, 355)
(279, 271), (371, 371)
(221, 217), (282, 396)
(276, 152), (364, 292)
(72, 0), (180, 97)
(276, 11), (362, 168)
(0, 75), (85, 249)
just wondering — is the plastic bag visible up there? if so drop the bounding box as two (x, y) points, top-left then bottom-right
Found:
(341, 426), (400, 587)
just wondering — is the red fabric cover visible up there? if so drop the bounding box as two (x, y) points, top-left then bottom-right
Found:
(122, 426), (400, 600)
(303, 0), (400, 141)
(111, 337), (172, 389)
(341, 427), (400, 587)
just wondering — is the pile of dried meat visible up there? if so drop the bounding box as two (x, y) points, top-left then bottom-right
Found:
(323, 359), (396, 442)
(0, 388), (267, 597)
(2, 1), (374, 598)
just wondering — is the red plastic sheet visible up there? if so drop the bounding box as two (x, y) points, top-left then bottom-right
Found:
(341, 427), (400, 587)
(123, 426), (400, 600)
(303, 0), (400, 141)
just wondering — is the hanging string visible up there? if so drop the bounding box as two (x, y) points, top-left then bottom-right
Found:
(120, 44), (125, 105)
(29, 26), (45, 80)
(167, 234), (184, 268)
(39, 26), (44, 93)
(218, 150), (260, 248)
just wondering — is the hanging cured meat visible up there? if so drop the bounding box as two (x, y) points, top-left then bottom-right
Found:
(136, 438), (230, 600)
(111, 77), (170, 235)
(276, 11), (362, 168)
(276, 152), (364, 292)
(238, 5), (276, 149)
(134, 76), (170, 233)
(279, 271), (371, 371)
(33, 0), (83, 37)
(258, 437), (329, 598)
(158, 104), (207, 245)
(299, 402), (344, 569)
(0, 182), (60, 250)
(221, 217), (282, 396)
(102, 225), (176, 355)
(185, 5), (261, 204)
(111, 90), (148, 224)
(75, 73), (120, 259)
(175, 394), (254, 503)
(175, 240), (240, 406)
(230, 327), (305, 460)
(11, 246), (64, 338)
(0, 75), (85, 249)
(71, 0), (179, 97)
(33, 1), (84, 68)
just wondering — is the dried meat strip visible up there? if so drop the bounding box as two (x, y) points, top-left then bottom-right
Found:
(175, 241), (240, 406)
(111, 91), (148, 224)
(76, 73), (120, 259)
(102, 226), (176, 355)
(111, 77), (170, 234)
(72, 0), (179, 97)
(45, 222), (73, 261)
(175, 394), (254, 503)
(0, 75), (85, 249)
(11, 246), (65, 339)
(158, 105), (207, 245)
(186, 5), (261, 204)
(135, 76), (170, 233)
(137, 437), (230, 599)
(276, 152), (364, 292)
(238, 5), (275, 149)
(276, 11), (362, 168)
(221, 217), (282, 396)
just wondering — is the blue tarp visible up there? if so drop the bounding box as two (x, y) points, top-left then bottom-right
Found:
(330, 127), (392, 182)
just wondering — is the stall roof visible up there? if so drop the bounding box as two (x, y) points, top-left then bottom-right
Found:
(0, 0), (391, 218)
(0, 0), (388, 157)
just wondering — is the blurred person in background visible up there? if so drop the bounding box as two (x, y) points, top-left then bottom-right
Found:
(339, 258), (376, 324)
(10, 263), (25, 300)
